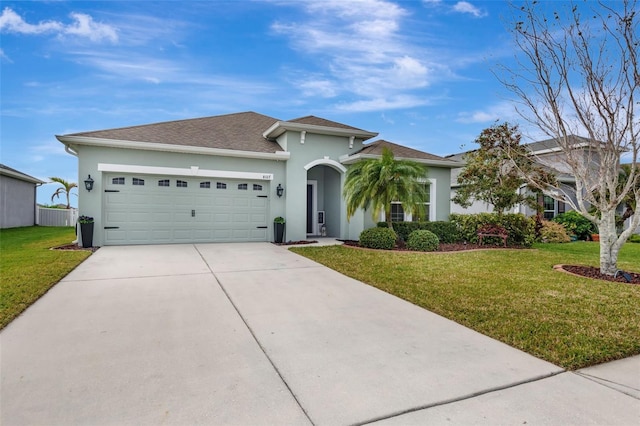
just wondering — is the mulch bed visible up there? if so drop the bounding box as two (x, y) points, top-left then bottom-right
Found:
(342, 240), (638, 284)
(557, 265), (639, 285)
(341, 240), (527, 252)
(51, 243), (100, 252)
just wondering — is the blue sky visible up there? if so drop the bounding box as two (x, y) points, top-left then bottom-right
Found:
(2, 0), (536, 207)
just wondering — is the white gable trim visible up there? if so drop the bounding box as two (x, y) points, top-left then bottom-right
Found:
(98, 163), (274, 181)
(304, 158), (347, 173)
(58, 135), (290, 161)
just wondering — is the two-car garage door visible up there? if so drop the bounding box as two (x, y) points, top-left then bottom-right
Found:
(103, 173), (269, 245)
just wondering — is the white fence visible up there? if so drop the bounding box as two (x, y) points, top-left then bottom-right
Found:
(37, 207), (79, 227)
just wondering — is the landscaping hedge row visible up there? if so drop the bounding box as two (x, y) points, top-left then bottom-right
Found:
(449, 213), (536, 247)
(376, 221), (460, 243)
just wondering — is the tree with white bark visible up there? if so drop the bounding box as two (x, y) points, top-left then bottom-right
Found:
(498, 0), (639, 275)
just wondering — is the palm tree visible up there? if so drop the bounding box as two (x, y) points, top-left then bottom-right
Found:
(50, 177), (78, 209)
(343, 147), (429, 230)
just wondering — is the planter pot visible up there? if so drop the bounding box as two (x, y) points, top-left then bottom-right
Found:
(274, 223), (285, 243)
(591, 234), (600, 242)
(80, 222), (94, 248)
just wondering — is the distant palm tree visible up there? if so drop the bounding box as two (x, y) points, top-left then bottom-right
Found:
(50, 177), (78, 209)
(343, 147), (429, 230)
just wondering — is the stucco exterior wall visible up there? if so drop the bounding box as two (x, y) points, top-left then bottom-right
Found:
(0, 175), (37, 228)
(279, 131), (366, 241)
(76, 145), (286, 246)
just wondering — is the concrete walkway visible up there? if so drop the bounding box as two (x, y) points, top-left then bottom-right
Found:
(1, 243), (638, 425)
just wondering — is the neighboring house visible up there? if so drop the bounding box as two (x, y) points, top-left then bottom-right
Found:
(0, 164), (45, 229)
(56, 112), (461, 246)
(447, 136), (639, 233)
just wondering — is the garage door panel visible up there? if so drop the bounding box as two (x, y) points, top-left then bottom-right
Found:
(104, 174), (269, 245)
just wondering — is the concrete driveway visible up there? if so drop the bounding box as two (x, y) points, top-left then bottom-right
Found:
(1, 243), (638, 425)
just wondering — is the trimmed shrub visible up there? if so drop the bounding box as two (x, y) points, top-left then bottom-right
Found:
(407, 230), (440, 251)
(539, 220), (571, 243)
(359, 227), (397, 250)
(552, 210), (597, 240)
(376, 221), (460, 243)
(449, 213), (536, 247)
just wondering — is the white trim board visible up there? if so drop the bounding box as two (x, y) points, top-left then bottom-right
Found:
(98, 163), (274, 181)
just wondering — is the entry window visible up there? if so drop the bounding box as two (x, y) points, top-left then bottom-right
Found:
(216, 182), (227, 189)
(176, 180), (188, 188)
(390, 203), (404, 222)
(238, 183), (248, 190)
(158, 179), (170, 187)
(253, 184), (263, 191)
(132, 178), (145, 186)
(412, 184), (431, 222)
(112, 177), (125, 185)
(543, 195), (555, 220)
(200, 181), (211, 189)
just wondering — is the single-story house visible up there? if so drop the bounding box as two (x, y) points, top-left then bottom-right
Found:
(56, 112), (461, 246)
(0, 164), (45, 229)
(448, 136), (580, 219)
(447, 135), (639, 233)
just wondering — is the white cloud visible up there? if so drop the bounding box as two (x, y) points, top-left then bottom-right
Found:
(0, 7), (118, 43)
(0, 47), (11, 62)
(452, 2), (487, 18)
(456, 101), (519, 123)
(271, 0), (453, 111)
(64, 13), (118, 43)
(297, 79), (338, 98)
(0, 7), (62, 34)
(336, 95), (429, 112)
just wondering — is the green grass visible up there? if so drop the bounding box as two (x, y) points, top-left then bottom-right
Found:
(0, 226), (91, 330)
(291, 242), (640, 370)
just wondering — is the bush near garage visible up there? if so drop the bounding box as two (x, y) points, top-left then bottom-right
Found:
(406, 230), (440, 251)
(539, 220), (571, 243)
(359, 227), (397, 250)
(449, 213), (536, 247)
(376, 221), (460, 243)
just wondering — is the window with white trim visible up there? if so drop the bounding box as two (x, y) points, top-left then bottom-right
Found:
(176, 180), (188, 188)
(238, 183), (248, 190)
(216, 182), (227, 189)
(384, 179), (435, 222)
(390, 203), (404, 222)
(158, 179), (170, 187)
(132, 178), (144, 186)
(253, 184), (263, 191)
(200, 181), (211, 188)
(112, 177), (125, 185)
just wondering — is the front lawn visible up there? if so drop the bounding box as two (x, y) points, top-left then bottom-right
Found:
(0, 226), (91, 330)
(291, 242), (640, 370)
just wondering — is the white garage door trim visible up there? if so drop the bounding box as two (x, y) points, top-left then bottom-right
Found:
(98, 163), (274, 181)
(103, 173), (269, 245)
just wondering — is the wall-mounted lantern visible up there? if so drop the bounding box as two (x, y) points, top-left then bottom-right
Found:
(276, 183), (284, 198)
(84, 175), (94, 192)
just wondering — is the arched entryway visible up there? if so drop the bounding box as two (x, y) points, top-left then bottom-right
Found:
(304, 160), (345, 237)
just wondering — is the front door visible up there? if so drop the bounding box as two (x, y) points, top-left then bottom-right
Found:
(307, 184), (313, 234)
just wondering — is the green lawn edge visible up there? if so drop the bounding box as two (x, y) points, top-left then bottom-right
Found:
(0, 226), (92, 330)
(291, 242), (640, 370)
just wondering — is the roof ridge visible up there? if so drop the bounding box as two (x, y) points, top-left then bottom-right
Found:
(69, 111), (278, 136)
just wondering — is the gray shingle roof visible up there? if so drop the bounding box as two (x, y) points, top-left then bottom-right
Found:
(355, 140), (452, 162)
(67, 111), (284, 153)
(287, 115), (368, 132)
(0, 164), (45, 184)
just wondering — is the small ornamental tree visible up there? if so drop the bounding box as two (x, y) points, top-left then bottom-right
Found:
(453, 122), (555, 215)
(343, 147), (429, 230)
(498, 0), (640, 275)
